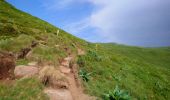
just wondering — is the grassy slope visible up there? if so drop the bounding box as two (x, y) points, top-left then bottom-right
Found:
(0, 0), (87, 65)
(0, 0), (170, 100)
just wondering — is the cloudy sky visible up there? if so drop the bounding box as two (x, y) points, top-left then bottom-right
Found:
(7, 0), (170, 47)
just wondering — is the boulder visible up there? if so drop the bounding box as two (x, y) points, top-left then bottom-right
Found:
(14, 65), (39, 78)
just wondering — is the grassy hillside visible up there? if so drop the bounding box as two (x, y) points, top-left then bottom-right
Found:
(78, 43), (170, 100)
(0, 0), (87, 65)
(0, 0), (170, 100)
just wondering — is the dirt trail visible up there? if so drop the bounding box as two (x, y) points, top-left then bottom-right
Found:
(44, 56), (95, 100)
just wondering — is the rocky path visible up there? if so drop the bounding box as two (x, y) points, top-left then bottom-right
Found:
(44, 56), (95, 100)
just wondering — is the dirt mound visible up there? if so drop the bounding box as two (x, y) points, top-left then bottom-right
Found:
(0, 52), (15, 79)
(39, 66), (68, 89)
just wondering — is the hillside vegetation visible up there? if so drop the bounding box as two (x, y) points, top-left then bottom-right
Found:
(0, 0), (170, 100)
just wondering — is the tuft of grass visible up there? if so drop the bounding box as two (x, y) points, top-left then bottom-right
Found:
(16, 59), (29, 65)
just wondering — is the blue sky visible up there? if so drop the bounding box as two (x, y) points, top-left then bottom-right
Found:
(6, 0), (170, 47)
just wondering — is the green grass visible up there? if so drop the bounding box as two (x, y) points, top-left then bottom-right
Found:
(78, 44), (170, 100)
(0, 78), (48, 100)
(0, 0), (170, 100)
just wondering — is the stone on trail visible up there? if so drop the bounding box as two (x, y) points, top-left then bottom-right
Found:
(14, 65), (38, 78)
(59, 66), (71, 74)
(61, 57), (72, 68)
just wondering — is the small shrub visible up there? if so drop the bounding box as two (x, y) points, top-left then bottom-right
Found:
(112, 75), (121, 82)
(79, 69), (92, 82)
(103, 85), (131, 100)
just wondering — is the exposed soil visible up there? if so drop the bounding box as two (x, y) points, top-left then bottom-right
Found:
(0, 52), (15, 79)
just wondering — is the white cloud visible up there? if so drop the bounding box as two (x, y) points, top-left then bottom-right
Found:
(42, 0), (170, 46)
(81, 0), (170, 45)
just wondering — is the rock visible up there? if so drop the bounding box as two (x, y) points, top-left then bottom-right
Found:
(61, 57), (72, 67)
(60, 66), (71, 74)
(44, 88), (73, 100)
(14, 65), (38, 78)
(0, 52), (15, 79)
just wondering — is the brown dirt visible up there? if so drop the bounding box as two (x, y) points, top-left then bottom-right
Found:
(0, 52), (15, 79)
